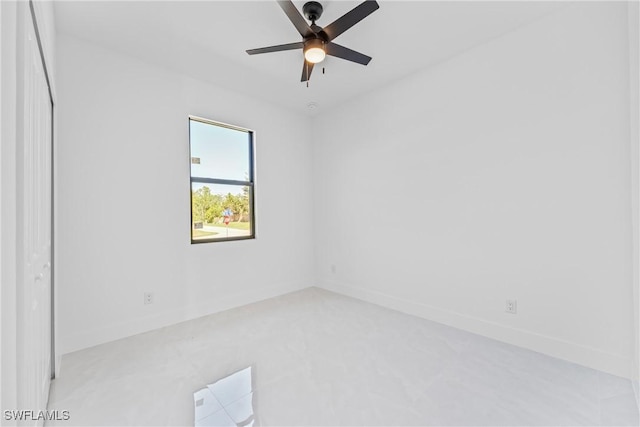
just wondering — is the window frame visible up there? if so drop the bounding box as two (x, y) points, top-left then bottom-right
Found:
(188, 115), (256, 244)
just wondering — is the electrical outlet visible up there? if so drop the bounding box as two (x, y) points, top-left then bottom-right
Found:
(144, 292), (153, 305)
(505, 299), (517, 314)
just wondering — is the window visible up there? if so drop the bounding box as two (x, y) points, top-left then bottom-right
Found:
(189, 116), (255, 243)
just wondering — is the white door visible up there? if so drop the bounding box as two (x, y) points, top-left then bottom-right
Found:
(16, 2), (53, 422)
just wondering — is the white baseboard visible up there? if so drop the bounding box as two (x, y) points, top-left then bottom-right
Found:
(60, 281), (309, 355)
(61, 279), (632, 380)
(320, 279), (632, 379)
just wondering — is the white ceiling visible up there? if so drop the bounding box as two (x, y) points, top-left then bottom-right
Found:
(54, 1), (567, 115)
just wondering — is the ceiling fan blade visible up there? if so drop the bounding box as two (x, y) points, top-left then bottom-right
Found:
(246, 42), (304, 55)
(301, 60), (315, 82)
(322, 0), (379, 41)
(325, 43), (372, 66)
(277, 0), (313, 37)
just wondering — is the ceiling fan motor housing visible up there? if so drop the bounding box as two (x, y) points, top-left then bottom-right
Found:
(303, 1), (324, 23)
(304, 38), (324, 52)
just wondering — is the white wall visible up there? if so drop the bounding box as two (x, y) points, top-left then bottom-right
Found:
(630, 0), (640, 406)
(0, 0), (19, 416)
(56, 35), (314, 354)
(313, 2), (634, 378)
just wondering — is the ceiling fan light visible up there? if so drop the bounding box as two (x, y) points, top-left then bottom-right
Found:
(304, 39), (325, 63)
(304, 47), (325, 63)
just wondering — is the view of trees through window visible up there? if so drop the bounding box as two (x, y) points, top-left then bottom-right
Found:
(189, 117), (254, 242)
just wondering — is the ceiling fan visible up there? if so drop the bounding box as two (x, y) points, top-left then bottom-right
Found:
(246, 0), (380, 83)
